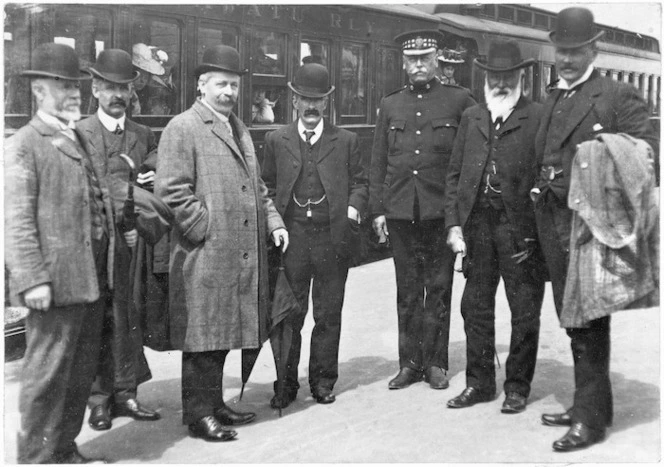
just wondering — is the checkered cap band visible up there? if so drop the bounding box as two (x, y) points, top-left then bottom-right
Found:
(402, 36), (438, 52)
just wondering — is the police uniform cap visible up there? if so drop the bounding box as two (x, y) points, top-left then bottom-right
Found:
(394, 29), (444, 56)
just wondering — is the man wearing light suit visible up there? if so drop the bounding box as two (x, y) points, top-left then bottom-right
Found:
(261, 62), (369, 408)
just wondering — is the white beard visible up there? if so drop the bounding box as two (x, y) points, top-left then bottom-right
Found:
(484, 79), (521, 123)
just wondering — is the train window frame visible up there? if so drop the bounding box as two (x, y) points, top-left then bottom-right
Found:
(337, 40), (369, 125)
(128, 11), (184, 123)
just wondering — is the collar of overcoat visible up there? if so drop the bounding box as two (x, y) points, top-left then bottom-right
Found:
(283, 119), (338, 164)
(539, 69), (603, 148)
(476, 96), (530, 141)
(192, 99), (248, 163)
(79, 113), (139, 168)
(30, 114), (87, 162)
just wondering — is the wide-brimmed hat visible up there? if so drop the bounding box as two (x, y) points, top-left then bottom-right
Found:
(438, 48), (465, 64)
(394, 29), (445, 56)
(474, 39), (535, 72)
(21, 43), (91, 80)
(132, 43), (165, 75)
(288, 63), (335, 98)
(195, 45), (247, 78)
(88, 49), (140, 84)
(549, 7), (605, 48)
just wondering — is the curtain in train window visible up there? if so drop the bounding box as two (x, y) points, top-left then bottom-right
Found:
(521, 66), (533, 98)
(4, 7), (112, 116)
(251, 31), (286, 76)
(340, 44), (366, 118)
(131, 16), (181, 116)
(541, 65), (554, 95)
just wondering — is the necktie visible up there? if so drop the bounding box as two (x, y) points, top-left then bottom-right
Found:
(494, 117), (503, 130)
(114, 124), (123, 135)
(304, 130), (315, 144)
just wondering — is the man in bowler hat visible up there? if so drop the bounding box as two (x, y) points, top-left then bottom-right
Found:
(444, 38), (545, 413)
(261, 63), (368, 408)
(369, 30), (476, 391)
(4, 43), (115, 463)
(155, 45), (288, 442)
(77, 49), (164, 431)
(532, 7), (658, 451)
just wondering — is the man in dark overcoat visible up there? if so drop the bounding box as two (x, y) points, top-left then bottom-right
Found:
(4, 43), (115, 464)
(155, 45), (288, 442)
(77, 49), (165, 430)
(532, 7), (659, 451)
(261, 63), (369, 408)
(369, 30), (476, 390)
(443, 39), (545, 414)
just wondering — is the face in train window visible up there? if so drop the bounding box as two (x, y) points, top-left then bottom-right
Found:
(340, 44), (367, 117)
(251, 31), (286, 76)
(131, 17), (180, 116)
(4, 7), (112, 116)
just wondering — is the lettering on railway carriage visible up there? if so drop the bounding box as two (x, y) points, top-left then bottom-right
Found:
(330, 13), (369, 32)
(243, 5), (304, 23)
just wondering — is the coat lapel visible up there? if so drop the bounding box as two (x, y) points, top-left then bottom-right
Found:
(554, 74), (603, 147)
(31, 116), (83, 161)
(317, 121), (337, 163)
(283, 123), (302, 164)
(194, 100), (244, 162)
(498, 97), (527, 136)
(475, 105), (490, 141)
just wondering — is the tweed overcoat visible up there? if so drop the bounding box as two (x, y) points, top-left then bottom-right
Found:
(445, 97), (542, 243)
(261, 120), (369, 249)
(4, 115), (115, 306)
(156, 99), (285, 352)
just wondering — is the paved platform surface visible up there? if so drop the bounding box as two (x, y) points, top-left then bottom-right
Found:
(3, 258), (660, 463)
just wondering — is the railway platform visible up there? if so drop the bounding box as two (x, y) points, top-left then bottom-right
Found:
(3, 258), (660, 463)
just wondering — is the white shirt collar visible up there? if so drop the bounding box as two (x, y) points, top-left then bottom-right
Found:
(557, 65), (595, 91)
(97, 108), (126, 132)
(200, 98), (230, 124)
(37, 110), (76, 131)
(297, 119), (324, 145)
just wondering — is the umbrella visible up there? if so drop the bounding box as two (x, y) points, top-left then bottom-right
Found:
(117, 153), (137, 233)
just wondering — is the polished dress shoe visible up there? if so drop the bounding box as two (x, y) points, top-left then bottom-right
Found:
(53, 449), (107, 464)
(214, 405), (256, 425)
(188, 415), (238, 442)
(88, 405), (112, 431)
(501, 392), (527, 414)
(542, 409), (572, 427)
(312, 388), (336, 404)
(553, 422), (606, 452)
(447, 387), (494, 408)
(270, 387), (298, 409)
(424, 367), (449, 390)
(111, 398), (161, 421)
(388, 367), (423, 390)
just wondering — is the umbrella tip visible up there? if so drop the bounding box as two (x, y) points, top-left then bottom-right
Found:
(239, 383), (246, 400)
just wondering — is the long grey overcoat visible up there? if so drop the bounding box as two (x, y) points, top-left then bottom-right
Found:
(156, 99), (285, 352)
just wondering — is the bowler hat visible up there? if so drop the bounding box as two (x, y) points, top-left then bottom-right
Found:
(195, 45), (247, 78)
(21, 43), (91, 80)
(549, 7), (605, 48)
(288, 63), (335, 98)
(474, 39), (535, 72)
(394, 29), (445, 56)
(88, 49), (140, 84)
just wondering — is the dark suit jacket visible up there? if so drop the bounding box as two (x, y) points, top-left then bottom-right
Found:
(535, 70), (658, 199)
(445, 97), (542, 242)
(261, 120), (369, 248)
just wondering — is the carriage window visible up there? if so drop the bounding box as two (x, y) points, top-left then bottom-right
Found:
(541, 64), (554, 95)
(251, 31), (286, 76)
(198, 24), (237, 63)
(521, 65), (533, 98)
(379, 48), (402, 99)
(131, 16), (180, 116)
(300, 40), (330, 68)
(4, 6), (32, 115)
(340, 44), (367, 119)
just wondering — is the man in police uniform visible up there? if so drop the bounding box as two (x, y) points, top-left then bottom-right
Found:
(369, 30), (476, 390)
(533, 8), (658, 451)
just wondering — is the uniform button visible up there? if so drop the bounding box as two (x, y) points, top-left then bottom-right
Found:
(413, 170), (418, 175)
(417, 94), (422, 99)
(244, 219), (249, 226)
(574, 199), (581, 204)
(415, 150), (420, 155)
(243, 252), (249, 259)
(416, 112), (422, 117)
(581, 162), (589, 169)
(85, 240), (90, 246)
(241, 185), (247, 192)
(416, 130), (421, 135)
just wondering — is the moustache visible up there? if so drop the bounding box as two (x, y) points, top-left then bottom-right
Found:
(304, 109), (320, 117)
(110, 99), (127, 108)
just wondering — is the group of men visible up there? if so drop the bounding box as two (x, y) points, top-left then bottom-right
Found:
(4, 6), (658, 464)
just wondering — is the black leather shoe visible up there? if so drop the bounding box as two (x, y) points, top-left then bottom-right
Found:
(270, 386), (298, 409)
(188, 416), (238, 442)
(312, 388), (336, 404)
(501, 392), (527, 414)
(542, 409), (573, 427)
(552, 422), (606, 452)
(214, 405), (256, 426)
(388, 368), (423, 389)
(447, 387), (494, 408)
(111, 398), (161, 421)
(88, 405), (112, 431)
(424, 367), (449, 390)
(53, 449), (107, 464)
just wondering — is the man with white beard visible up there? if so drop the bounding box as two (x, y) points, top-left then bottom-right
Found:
(443, 39), (546, 414)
